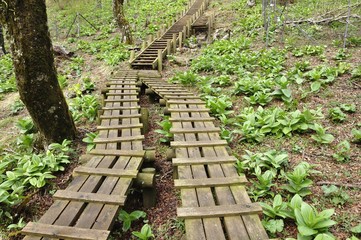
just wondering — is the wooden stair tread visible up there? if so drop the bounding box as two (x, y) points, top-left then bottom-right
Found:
(167, 108), (210, 113)
(169, 117), (215, 122)
(102, 106), (140, 110)
(167, 100), (205, 104)
(53, 190), (126, 205)
(104, 99), (139, 102)
(177, 203), (262, 219)
(97, 123), (143, 130)
(99, 114), (141, 119)
(171, 140), (228, 147)
(174, 176), (247, 188)
(93, 135), (144, 143)
(89, 149), (145, 157)
(172, 156), (237, 166)
(22, 222), (109, 240)
(106, 93), (138, 96)
(74, 167), (138, 178)
(170, 127), (220, 133)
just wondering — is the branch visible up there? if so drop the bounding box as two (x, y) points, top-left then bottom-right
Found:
(285, 14), (361, 25)
(316, 181), (361, 189)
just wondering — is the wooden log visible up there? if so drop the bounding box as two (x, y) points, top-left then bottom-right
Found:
(142, 41), (147, 51)
(159, 99), (166, 106)
(172, 33), (177, 51)
(179, 32), (183, 48)
(167, 39), (172, 55)
(140, 108), (149, 134)
(129, 50), (135, 62)
(158, 49), (162, 72)
(145, 88), (155, 95)
(134, 172), (155, 188)
(144, 150), (156, 162)
(166, 148), (176, 161)
(140, 168), (157, 208)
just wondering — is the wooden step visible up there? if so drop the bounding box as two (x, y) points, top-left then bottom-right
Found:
(177, 203), (262, 219)
(22, 222), (109, 240)
(167, 100), (205, 104)
(102, 106), (140, 111)
(106, 93), (138, 96)
(93, 135), (144, 144)
(99, 114), (142, 119)
(97, 124), (143, 130)
(171, 140), (228, 147)
(106, 87), (139, 90)
(89, 149), (145, 157)
(167, 108), (210, 113)
(74, 167), (138, 178)
(164, 96), (201, 100)
(170, 127), (220, 133)
(174, 176), (247, 188)
(53, 190), (126, 205)
(172, 156), (237, 166)
(169, 117), (215, 122)
(104, 99), (139, 103)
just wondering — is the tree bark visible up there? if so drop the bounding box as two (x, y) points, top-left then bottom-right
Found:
(112, 0), (133, 44)
(0, 0), (76, 144)
(0, 25), (6, 54)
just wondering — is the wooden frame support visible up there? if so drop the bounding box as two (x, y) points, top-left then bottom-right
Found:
(140, 108), (149, 134)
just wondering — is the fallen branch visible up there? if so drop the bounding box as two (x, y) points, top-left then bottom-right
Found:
(285, 14), (361, 25)
(316, 181), (361, 189)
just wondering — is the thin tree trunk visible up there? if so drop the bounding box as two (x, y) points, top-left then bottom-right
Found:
(113, 0), (133, 44)
(343, 0), (351, 48)
(0, 25), (6, 54)
(0, 0), (76, 144)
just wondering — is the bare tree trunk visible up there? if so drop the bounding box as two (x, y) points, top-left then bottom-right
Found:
(0, 0), (76, 144)
(113, 0), (133, 44)
(343, 0), (351, 48)
(0, 25), (6, 54)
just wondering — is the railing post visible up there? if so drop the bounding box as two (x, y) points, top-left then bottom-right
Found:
(157, 49), (162, 72)
(179, 32), (183, 49)
(129, 50), (135, 62)
(167, 39), (172, 55)
(172, 33), (177, 51)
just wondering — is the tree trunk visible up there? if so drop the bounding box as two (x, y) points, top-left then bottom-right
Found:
(0, 25), (6, 54)
(112, 0), (133, 44)
(0, 0), (76, 144)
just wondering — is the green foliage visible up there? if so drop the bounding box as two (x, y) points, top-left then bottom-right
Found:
(332, 140), (351, 163)
(132, 224), (154, 240)
(58, 75), (68, 89)
(295, 202), (336, 239)
(262, 219), (284, 235)
(204, 95), (233, 117)
(351, 65), (361, 79)
(0, 54), (16, 93)
(351, 224), (361, 234)
(340, 103), (356, 113)
(118, 210), (146, 232)
(10, 100), (25, 115)
(260, 194), (292, 219)
(321, 185), (350, 206)
(155, 117), (173, 143)
(282, 162), (315, 197)
(328, 107), (346, 122)
(333, 49), (350, 61)
(69, 94), (100, 122)
(351, 128), (361, 143)
(249, 167), (275, 200)
(292, 45), (325, 57)
(16, 118), (36, 135)
(82, 132), (98, 152)
(311, 124), (335, 144)
(169, 71), (199, 85)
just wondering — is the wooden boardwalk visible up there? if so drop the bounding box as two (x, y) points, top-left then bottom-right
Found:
(139, 72), (268, 240)
(22, 71), (147, 240)
(21, 0), (269, 238)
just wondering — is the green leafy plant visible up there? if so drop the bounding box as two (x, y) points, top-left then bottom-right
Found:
(204, 95), (233, 116)
(262, 219), (284, 235)
(333, 48), (349, 61)
(328, 107), (346, 122)
(132, 224), (154, 240)
(332, 140), (351, 163)
(82, 132), (99, 152)
(58, 75), (68, 89)
(155, 117), (173, 143)
(118, 210), (146, 232)
(282, 162), (314, 197)
(260, 194), (292, 219)
(322, 185), (350, 206)
(11, 100), (25, 115)
(311, 124), (335, 144)
(0, 54), (17, 93)
(69, 94), (100, 122)
(340, 103), (356, 113)
(169, 71), (199, 85)
(16, 118), (36, 134)
(249, 167), (275, 200)
(295, 202), (336, 239)
(351, 128), (361, 143)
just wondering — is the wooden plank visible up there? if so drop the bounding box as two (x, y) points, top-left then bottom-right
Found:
(107, 82), (137, 85)
(174, 176), (247, 188)
(178, 203), (262, 219)
(104, 99), (139, 103)
(99, 114), (141, 119)
(53, 190), (126, 205)
(172, 156), (237, 166)
(167, 100), (205, 104)
(171, 140), (227, 147)
(106, 92), (138, 96)
(164, 96), (201, 99)
(102, 106), (140, 110)
(73, 167), (138, 178)
(89, 149), (145, 157)
(22, 222), (109, 240)
(106, 87), (139, 90)
(97, 123), (143, 130)
(93, 135), (144, 143)
(167, 108), (210, 112)
(170, 127), (220, 133)
(169, 117), (215, 122)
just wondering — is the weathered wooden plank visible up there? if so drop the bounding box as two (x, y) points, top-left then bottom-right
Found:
(170, 127), (220, 133)
(102, 106), (140, 110)
(53, 190), (126, 205)
(174, 176), (247, 188)
(99, 114), (141, 119)
(97, 123), (143, 130)
(93, 135), (144, 143)
(172, 156), (237, 166)
(169, 117), (215, 122)
(22, 222), (109, 240)
(167, 108), (210, 113)
(104, 99), (139, 103)
(106, 93), (138, 96)
(167, 100), (205, 104)
(89, 149), (145, 157)
(164, 96), (201, 99)
(106, 87), (139, 90)
(178, 203), (262, 219)
(171, 140), (227, 147)
(73, 167), (138, 178)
